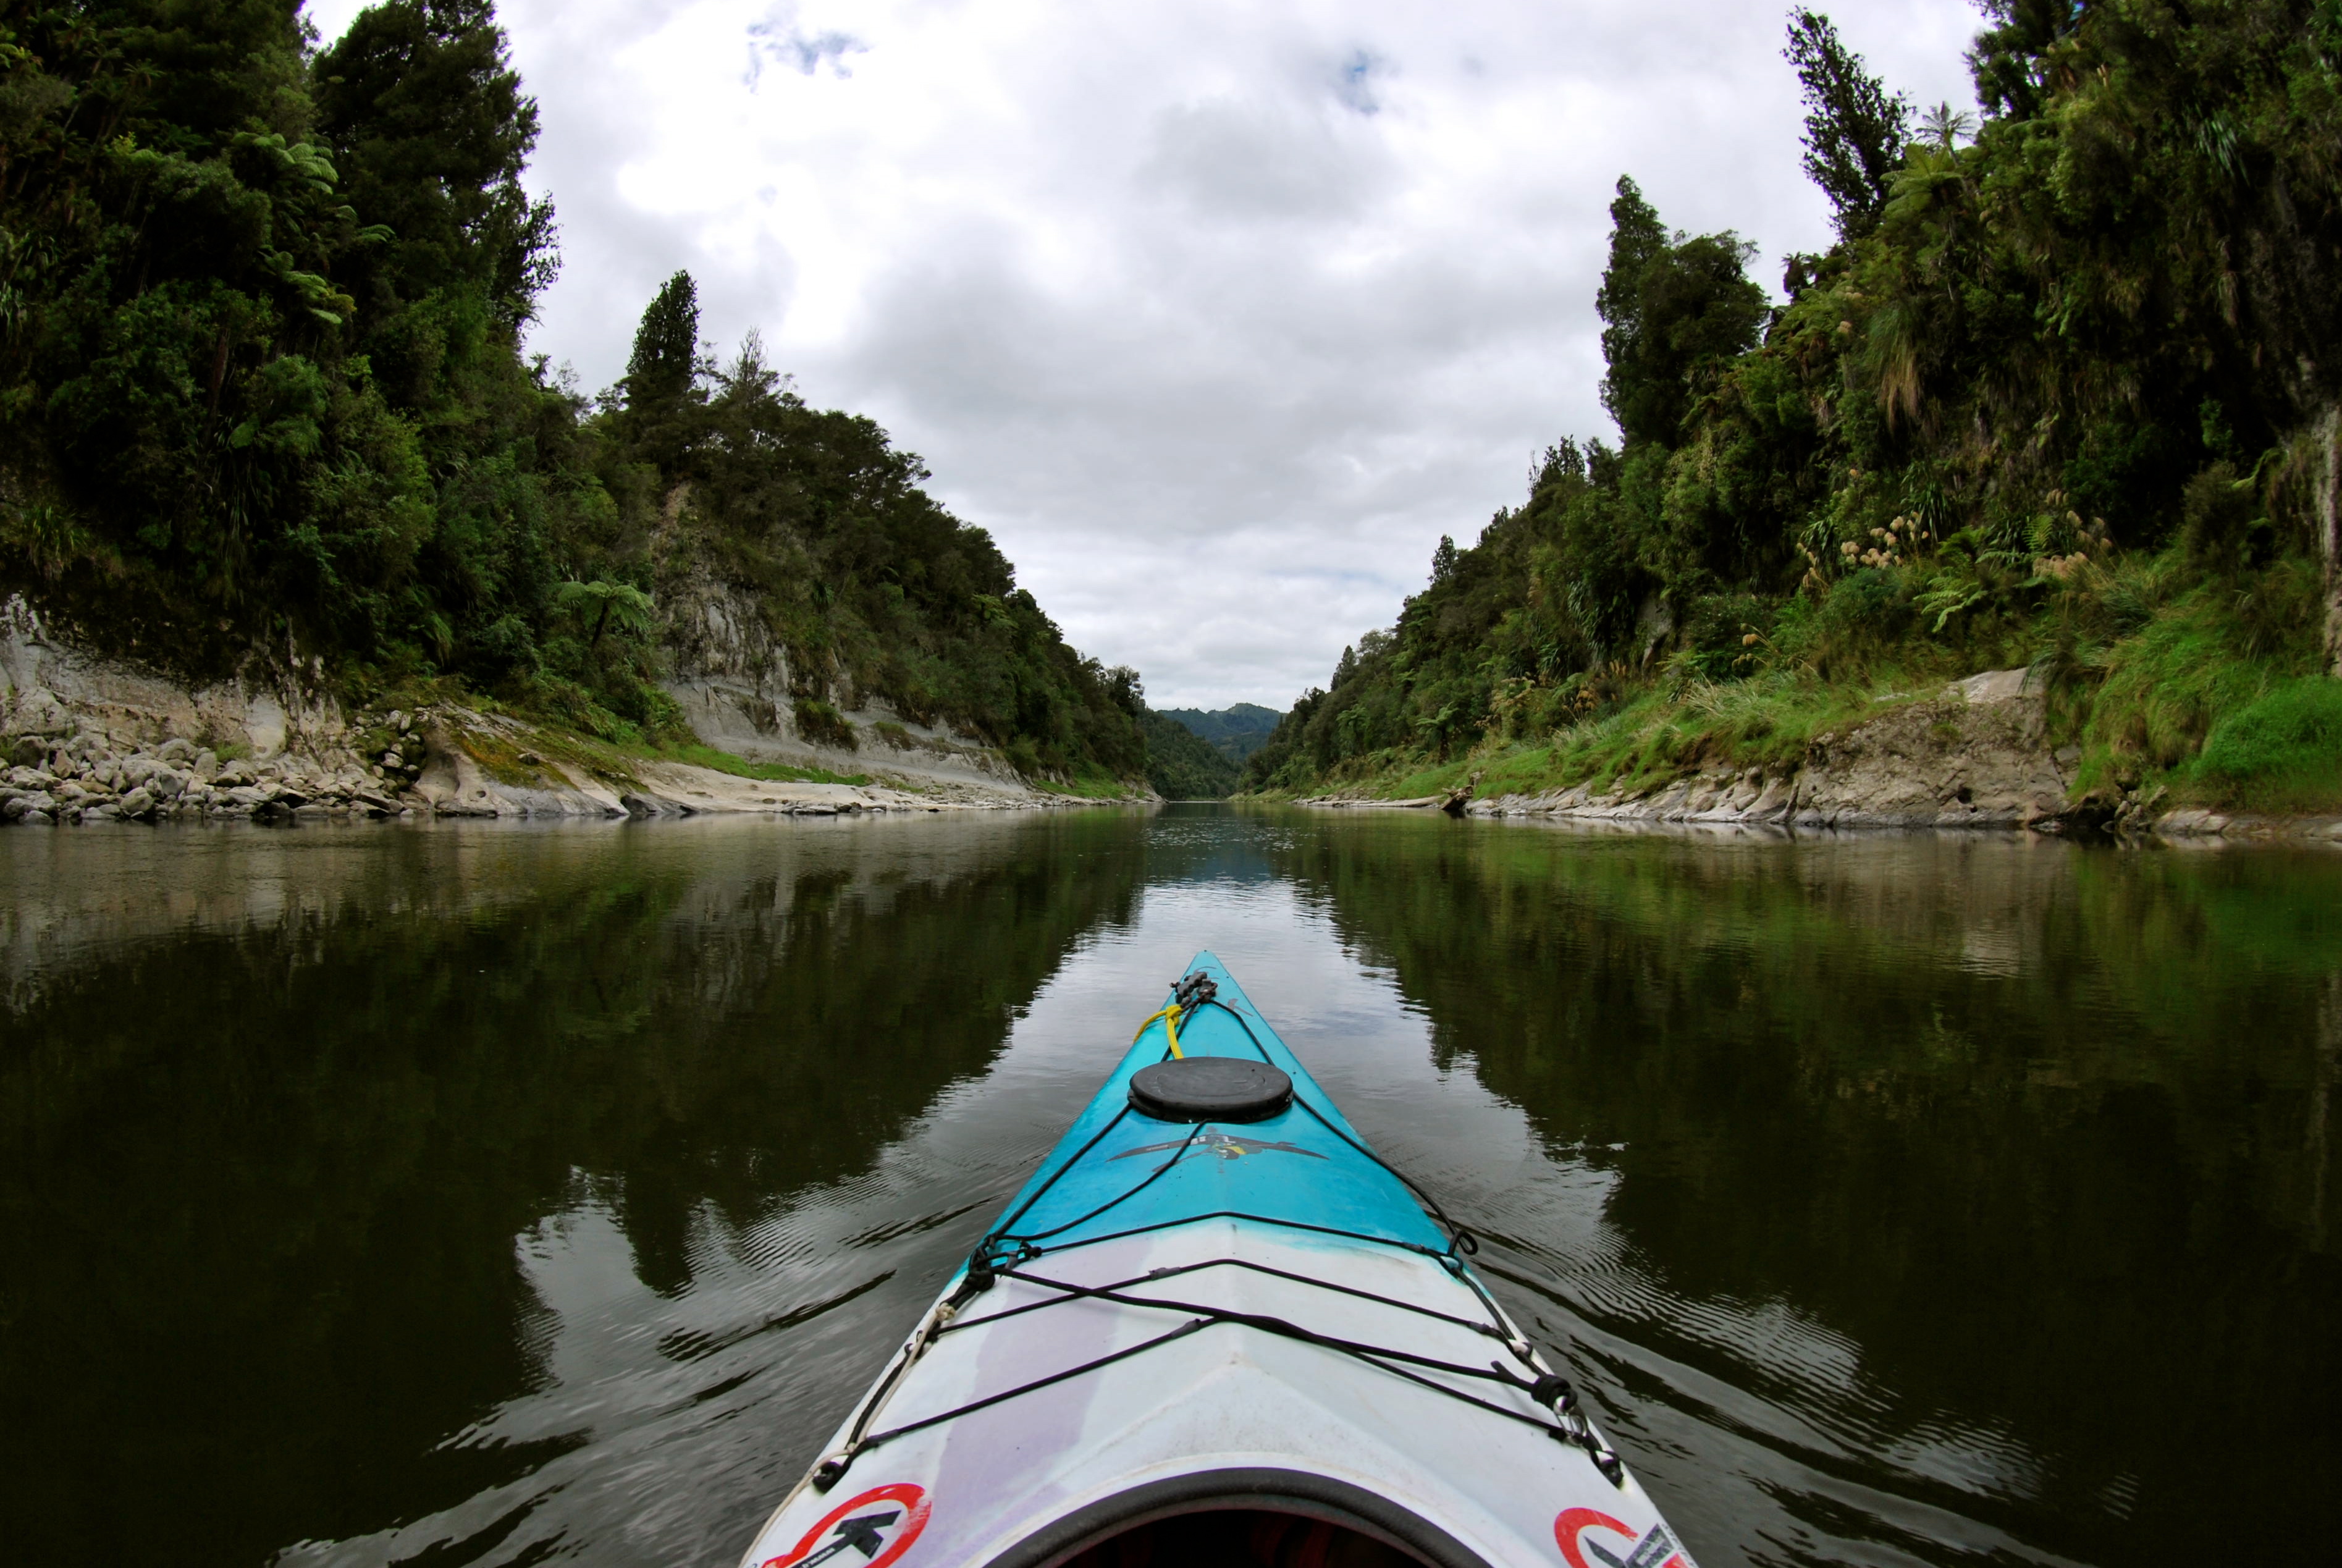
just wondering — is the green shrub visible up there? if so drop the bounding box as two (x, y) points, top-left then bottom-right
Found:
(2186, 677), (2342, 812)
(1815, 568), (1911, 644)
(2079, 577), (2306, 784)
(1678, 592), (1772, 680)
(793, 698), (857, 750)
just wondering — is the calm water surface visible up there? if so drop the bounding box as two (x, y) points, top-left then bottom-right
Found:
(1, 807), (2335, 1567)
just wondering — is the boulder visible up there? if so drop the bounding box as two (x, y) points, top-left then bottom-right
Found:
(117, 786), (156, 819)
(7, 687), (71, 736)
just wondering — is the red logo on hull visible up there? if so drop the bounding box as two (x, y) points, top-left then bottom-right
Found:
(764, 1483), (932, 1568)
(1556, 1507), (1688, 1568)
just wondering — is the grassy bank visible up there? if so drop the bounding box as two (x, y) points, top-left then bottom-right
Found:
(1248, 548), (2342, 819)
(1236, 7), (2342, 827)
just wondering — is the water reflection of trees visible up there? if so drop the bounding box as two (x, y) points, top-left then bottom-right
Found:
(1278, 817), (2341, 1556)
(0, 815), (1144, 1564)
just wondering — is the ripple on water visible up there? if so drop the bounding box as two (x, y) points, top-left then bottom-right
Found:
(0, 812), (2331, 1568)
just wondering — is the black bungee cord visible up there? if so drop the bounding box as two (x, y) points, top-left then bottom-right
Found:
(809, 974), (1623, 1494)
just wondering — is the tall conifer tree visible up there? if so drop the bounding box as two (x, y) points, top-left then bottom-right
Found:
(626, 272), (701, 411)
(1595, 179), (1766, 448)
(1784, 9), (1911, 240)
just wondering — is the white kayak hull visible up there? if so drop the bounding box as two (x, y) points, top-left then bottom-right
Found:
(736, 955), (1693, 1568)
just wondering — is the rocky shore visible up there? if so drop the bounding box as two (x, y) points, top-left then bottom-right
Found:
(0, 685), (1111, 828)
(3, 715), (402, 827)
(1296, 668), (2342, 846)
(0, 599), (1140, 828)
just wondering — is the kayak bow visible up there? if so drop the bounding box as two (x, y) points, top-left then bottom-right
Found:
(738, 952), (1693, 1568)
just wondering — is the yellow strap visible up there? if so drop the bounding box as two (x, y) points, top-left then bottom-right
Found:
(1132, 1001), (1184, 1059)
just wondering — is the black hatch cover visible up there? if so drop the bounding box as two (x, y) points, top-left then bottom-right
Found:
(1128, 1056), (1293, 1124)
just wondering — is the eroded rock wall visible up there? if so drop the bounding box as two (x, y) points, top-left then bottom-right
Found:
(658, 575), (1040, 793)
(0, 595), (1121, 826)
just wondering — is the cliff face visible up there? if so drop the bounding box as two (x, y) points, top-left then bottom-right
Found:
(657, 572), (1036, 793)
(0, 595), (1126, 826)
(0, 597), (347, 765)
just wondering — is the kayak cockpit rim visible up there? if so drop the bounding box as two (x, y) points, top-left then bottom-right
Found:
(974, 1467), (1491, 1568)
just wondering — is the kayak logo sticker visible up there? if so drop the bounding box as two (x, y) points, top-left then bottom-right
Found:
(1111, 1131), (1326, 1164)
(1555, 1508), (1692, 1568)
(764, 1483), (930, 1568)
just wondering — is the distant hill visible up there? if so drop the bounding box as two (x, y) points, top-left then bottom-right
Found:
(1161, 704), (1284, 765)
(1139, 709), (1241, 798)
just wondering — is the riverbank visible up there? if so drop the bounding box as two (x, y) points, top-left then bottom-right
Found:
(0, 601), (1146, 827)
(1281, 665), (2342, 845)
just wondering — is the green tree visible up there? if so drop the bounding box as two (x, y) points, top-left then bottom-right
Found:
(313, 0), (556, 327)
(618, 269), (703, 475)
(1966, 0), (2078, 120)
(1784, 8), (1911, 239)
(305, 0), (595, 689)
(1245, 0), (2342, 806)
(555, 578), (655, 652)
(1139, 708), (1241, 797)
(1594, 177), (1669, 442)
(1595, 179), (1767, 449)
(0, 0), (421, 660)
(0, 1), (1145, 785)
(625, 270), (701, 411)
(1918, 100), (1975, 151)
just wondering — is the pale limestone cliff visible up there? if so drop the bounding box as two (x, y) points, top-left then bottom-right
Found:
(658, 575), (1046, 792)
(0, 595), (1124, 825)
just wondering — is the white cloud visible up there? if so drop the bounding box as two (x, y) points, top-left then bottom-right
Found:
(303, 0), (1985, 709)
(744, 4), (868, 88)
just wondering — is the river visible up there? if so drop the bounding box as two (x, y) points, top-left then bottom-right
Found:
(1, 807), (2334, 1567)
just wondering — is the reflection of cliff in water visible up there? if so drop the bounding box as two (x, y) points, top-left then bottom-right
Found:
(1278, 816), (2342, 1556)
(0, 814), (1145, 1565)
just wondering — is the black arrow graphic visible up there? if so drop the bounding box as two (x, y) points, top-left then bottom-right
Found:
(795, 1508), (903, 1567)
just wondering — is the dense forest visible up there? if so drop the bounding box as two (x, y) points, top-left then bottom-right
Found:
(1139, 707), (1242, 798)
(1161, 702), (1282, 764)
(0, 0), (1146, 785)
(1247, 2), (2342, 815)
(1132, 703), (1286, 798)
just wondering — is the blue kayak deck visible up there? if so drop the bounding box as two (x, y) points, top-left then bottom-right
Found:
(738, 951), (1666, 1568)
(980, 951), (1451, 1261)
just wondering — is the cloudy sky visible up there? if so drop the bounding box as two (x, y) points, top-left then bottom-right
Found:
(308, 0), (1984, 710)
